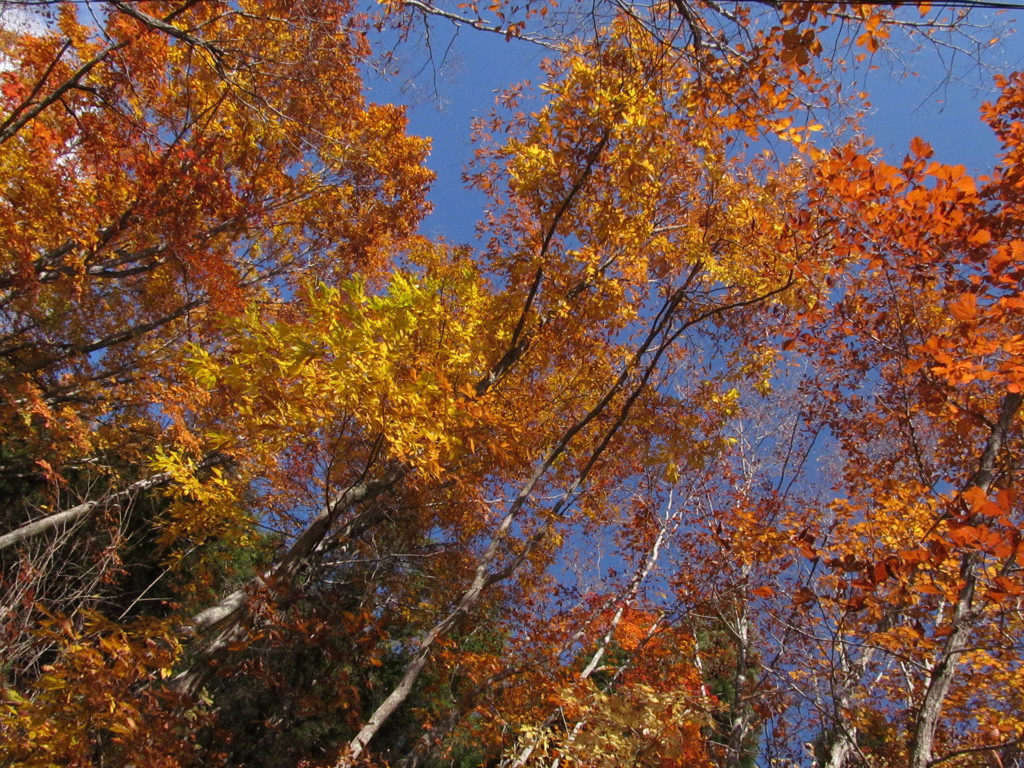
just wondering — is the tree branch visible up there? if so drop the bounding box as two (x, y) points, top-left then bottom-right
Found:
(0, 453), (229, 553)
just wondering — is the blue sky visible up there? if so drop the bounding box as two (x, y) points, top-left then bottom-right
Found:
(365, 27), (545, 243)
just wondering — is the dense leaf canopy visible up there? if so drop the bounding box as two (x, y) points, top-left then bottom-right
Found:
(0, 2), (1022, 768)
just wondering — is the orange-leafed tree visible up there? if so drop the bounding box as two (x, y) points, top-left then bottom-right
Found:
(761, 72), (1024, 768)
(1, 1), (430, 763)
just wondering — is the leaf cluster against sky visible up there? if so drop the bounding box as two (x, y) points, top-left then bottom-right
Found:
(1, 3), (1024, 768)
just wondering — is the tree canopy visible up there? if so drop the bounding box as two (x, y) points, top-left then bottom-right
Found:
(1, 2), (1022, 767)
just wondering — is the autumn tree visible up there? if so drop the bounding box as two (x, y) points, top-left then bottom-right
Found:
(0, 1), (1019, 767)
(1, 1), (431, 761)
(774, 78), (1024, 767)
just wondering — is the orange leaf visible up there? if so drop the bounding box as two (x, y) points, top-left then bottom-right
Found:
(968, 228), (992, 245)
(996, 488), (1014, 512)
(949, 293), (978, 322)
(954, 175), (977, 195)
(909, 136), (933, 159)
(963, 486), (988, 511)
(949, 525), (980, 548)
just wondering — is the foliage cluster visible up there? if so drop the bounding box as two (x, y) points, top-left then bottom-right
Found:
(0, 2), (1022, 768)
